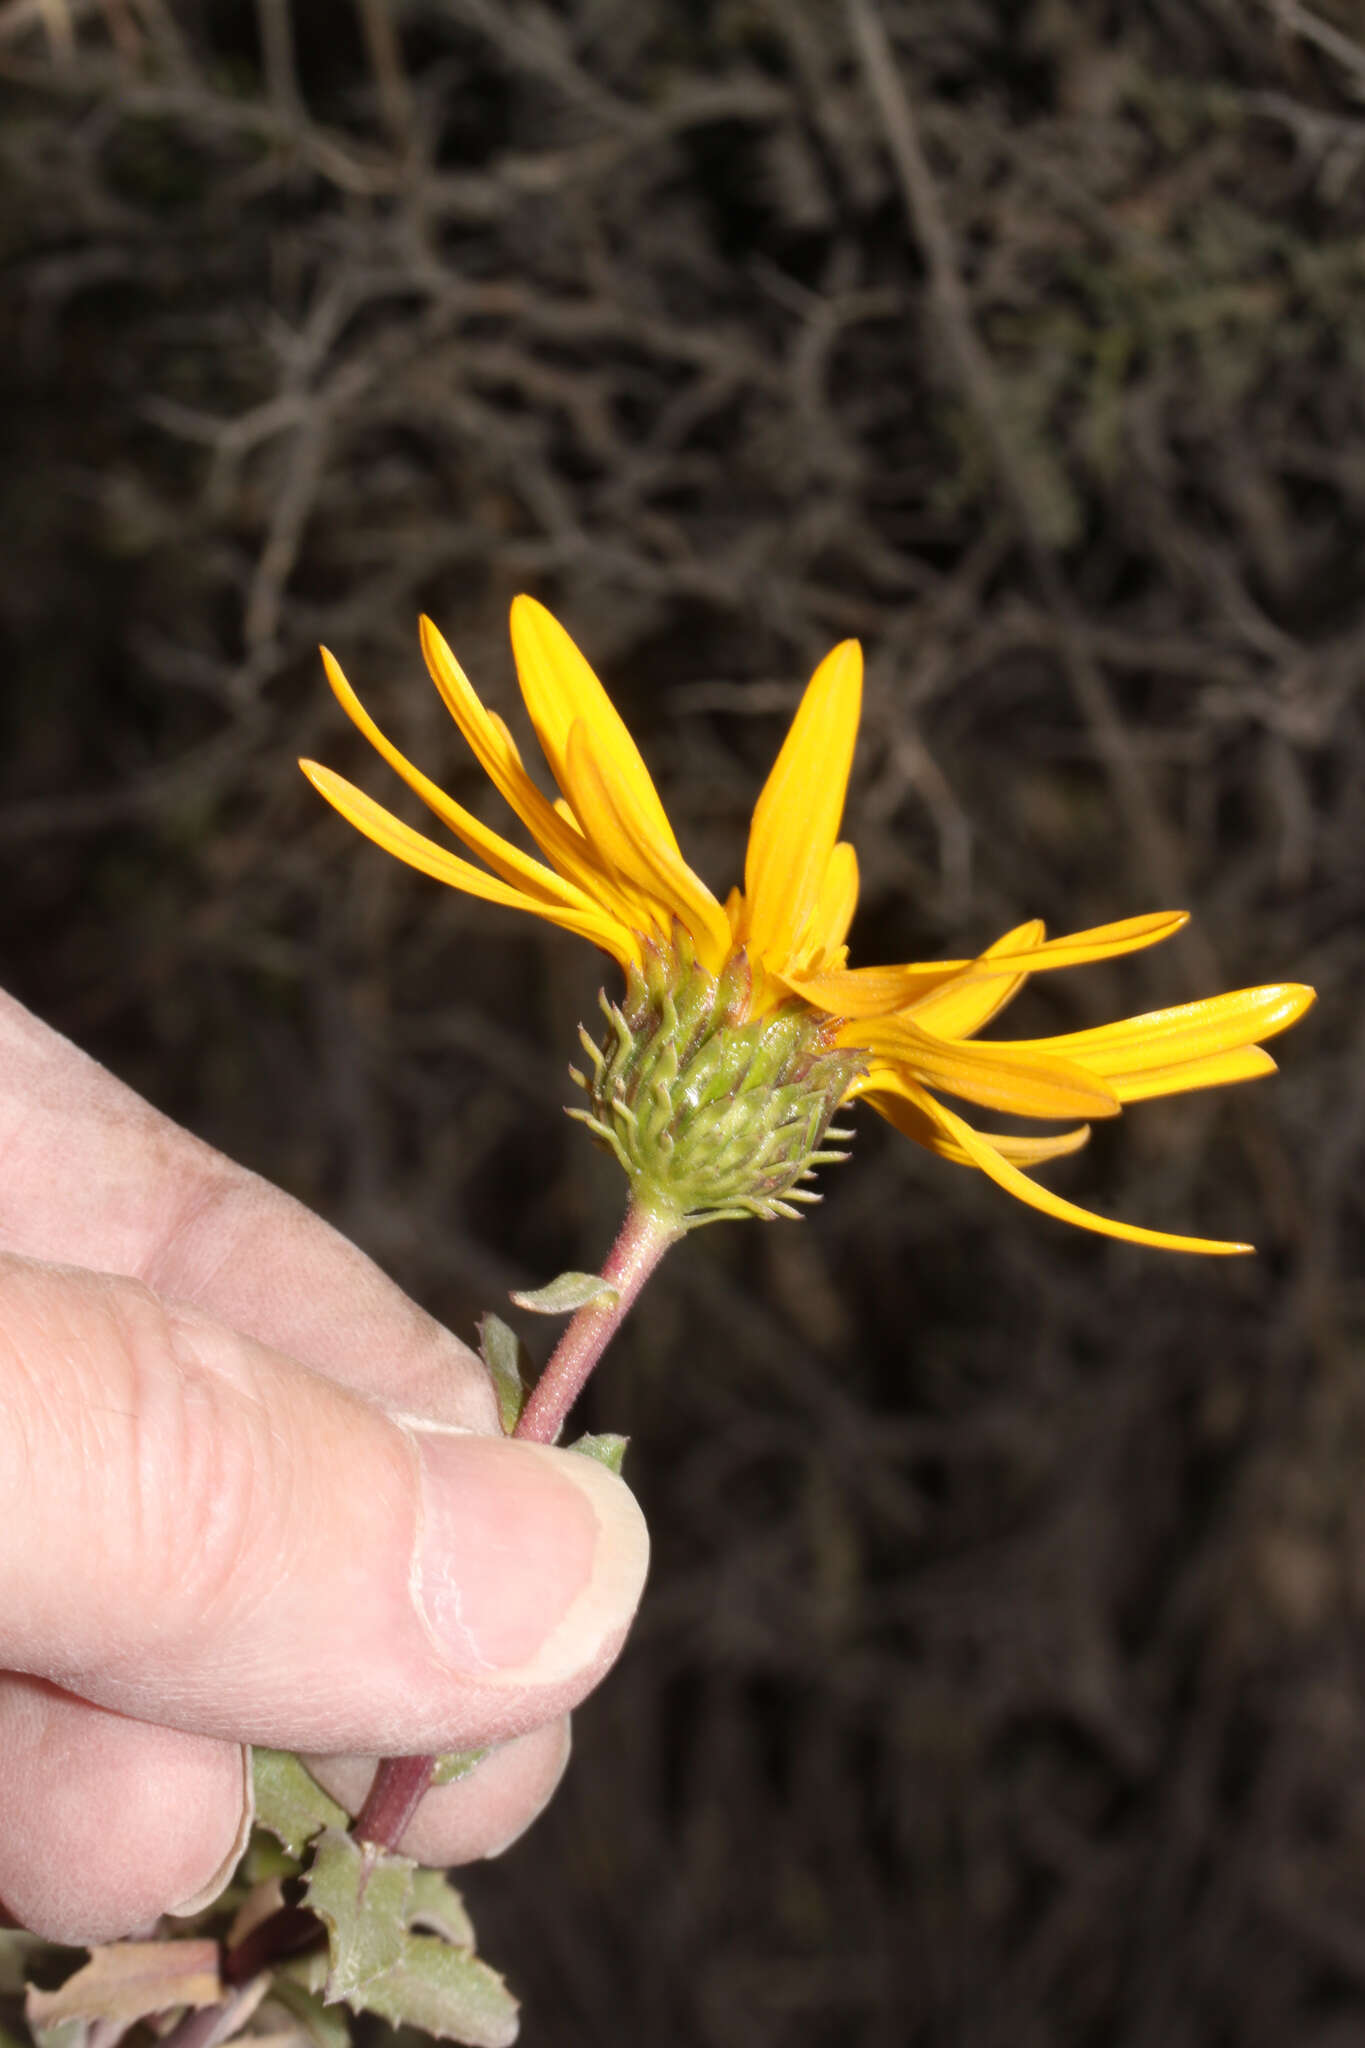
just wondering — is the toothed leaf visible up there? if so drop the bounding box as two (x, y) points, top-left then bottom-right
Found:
(304, 1831), (412, 2002)
(353, 1935), (518, 2047)
(253, 1749), (348, 1857)
(407, 1871), (476, 1948)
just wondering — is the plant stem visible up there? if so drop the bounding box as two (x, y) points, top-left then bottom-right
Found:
(350, 1200), (678, 1853)
(353, 1753), (438, 1853)
(513, 1199), (680, 1445)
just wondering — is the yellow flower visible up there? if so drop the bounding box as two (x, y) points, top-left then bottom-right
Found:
(301, 598), (1314, 1254)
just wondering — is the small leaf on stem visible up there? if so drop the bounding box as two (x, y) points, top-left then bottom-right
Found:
(476, 1315), (530, 1433)
(509, 1272), (620, 1315)
(430, 1748), (488, 1788)
(569, 1432), (629, 1475)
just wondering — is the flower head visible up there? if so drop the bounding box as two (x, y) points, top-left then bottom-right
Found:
(301, 600), (1313, 1250)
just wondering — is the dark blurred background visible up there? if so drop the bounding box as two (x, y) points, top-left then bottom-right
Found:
(1, 2), (1360, 2042)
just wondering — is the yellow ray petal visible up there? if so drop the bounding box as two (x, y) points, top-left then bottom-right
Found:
(1112, 1045), (1277, 1102)
(420, 615), (651, 926)
(564, 722), (733, 969)
(420, 618), (547, 820)
(422, 619), (591, 852)
(805, 840), (860, 966)
(319, 648), (589, 911)
(985, 911), (1188, 971)
(742, 638), (863, 963)
(874, 914), (1183, 1041)
(851, 1016), (1122, 1121)
(509, 596), (683, 855)
(853, 1071), (1093, 1166)
(904, 919), (1047, 1037)
(299, 762), (637, 964)
(887, 1077), (1252, 1255)
(1011, 984), (1316, 1078)
(786, 959), (974, 1018)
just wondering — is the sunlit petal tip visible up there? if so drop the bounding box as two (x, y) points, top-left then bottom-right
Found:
(318, 645), (350, 696)
(824, 638), (863, 684)
(509, 596), (686, 862)
(1267, 982), (1317, 1029)
(417, 611), (452, 668)
(507, 594), (582, 683)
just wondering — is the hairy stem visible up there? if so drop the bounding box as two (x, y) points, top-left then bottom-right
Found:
(349, 1201), (677, 1853)
(513, 1200), (680, 1445)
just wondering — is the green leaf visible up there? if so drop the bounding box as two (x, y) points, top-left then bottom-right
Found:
(244, 1830), (303, 1883)
(253, 1749), (349, 1857)
(304, 1831), (412, 2003)
(265, 1975), (352, 2048)
(476, 1315), (529, 1434)
(407, 1871), (475, 1948)
(569, 1432), (628, 1475)
(356, 1934), (518, 2047)
(509, 1271), (618, 1315)
(430, 1748), (488, 1788)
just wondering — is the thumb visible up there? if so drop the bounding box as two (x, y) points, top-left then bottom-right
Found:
(0, 1254), (649, 1755)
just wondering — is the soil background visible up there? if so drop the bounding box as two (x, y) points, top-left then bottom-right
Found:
(1, 4), (1362, 2044)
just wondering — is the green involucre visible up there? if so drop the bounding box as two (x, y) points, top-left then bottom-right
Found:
(568, 936), (863, 1229)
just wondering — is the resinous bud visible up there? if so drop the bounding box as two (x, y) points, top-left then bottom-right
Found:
(568, 934), (865, 1229)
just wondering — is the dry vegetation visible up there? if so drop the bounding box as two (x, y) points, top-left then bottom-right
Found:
(1, 2), (1363, 2043)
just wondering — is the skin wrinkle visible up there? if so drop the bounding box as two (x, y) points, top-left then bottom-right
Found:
(140, 1168), (249, 1305)
(0, 1265), (150, 1672)
(148, 1309), (286, 1663)
(0, 1270), (257, 1684)
(131, 1299), (413, 1729)
(116, 1291), (249, 1663)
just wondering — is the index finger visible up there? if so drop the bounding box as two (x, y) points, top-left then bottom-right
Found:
(0, 989), (497, 1431)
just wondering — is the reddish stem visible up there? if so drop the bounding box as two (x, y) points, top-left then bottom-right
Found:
(349, 1201), (678, 1853)
(352, 1753), (437, 1853)
(513, 1201), (680, 1444)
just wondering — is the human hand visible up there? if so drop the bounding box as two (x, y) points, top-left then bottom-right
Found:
(0, 990), (648, 1945)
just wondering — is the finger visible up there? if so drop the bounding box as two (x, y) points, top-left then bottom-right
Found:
(0, 1256), (649, 1754)
(303, 1719), (572, 1866)
(0, 989), (495, 1429)
(0, 1677), (249, 1945)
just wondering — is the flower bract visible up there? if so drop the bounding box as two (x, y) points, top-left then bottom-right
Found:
(301, 600), (1313, 1250)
